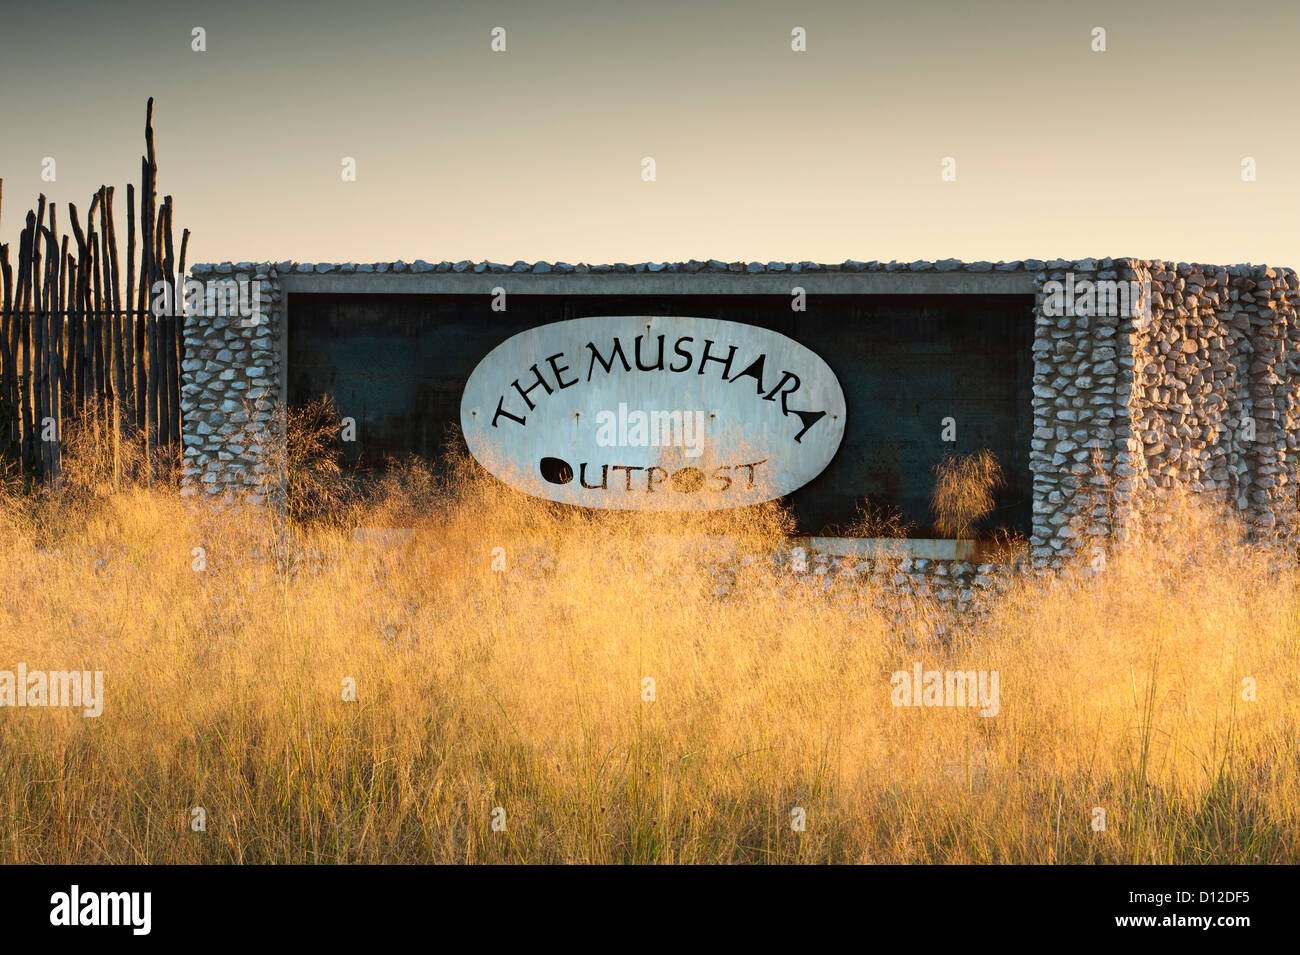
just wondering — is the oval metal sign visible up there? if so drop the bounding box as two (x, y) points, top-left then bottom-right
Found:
(460, 316), (845, 510)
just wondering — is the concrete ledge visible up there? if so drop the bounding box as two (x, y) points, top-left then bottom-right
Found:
(278, 271), (1037, 297)
(803, 537), (977, 561)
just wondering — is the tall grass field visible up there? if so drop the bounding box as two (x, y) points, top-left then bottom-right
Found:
(0, 439), (1296, 864)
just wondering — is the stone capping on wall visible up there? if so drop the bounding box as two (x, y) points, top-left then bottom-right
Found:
(191, 256), (1188, 275)
(183, 257), (1300, 576)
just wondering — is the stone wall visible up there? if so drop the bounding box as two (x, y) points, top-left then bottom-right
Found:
(1028, 259), (1300, 569)
(1028, 259), (1126, 567)
(181, 258), (1300, 571)
(1128, 262), (1299, 532)
(181, 263), (284, 504)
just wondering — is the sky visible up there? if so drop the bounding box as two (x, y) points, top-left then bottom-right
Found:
(0, 0), (1296, 269)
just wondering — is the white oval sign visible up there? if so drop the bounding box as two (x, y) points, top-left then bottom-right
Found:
(460, 316), (845, 510)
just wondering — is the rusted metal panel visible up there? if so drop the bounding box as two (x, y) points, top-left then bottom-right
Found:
(288, 293), (1034, 535)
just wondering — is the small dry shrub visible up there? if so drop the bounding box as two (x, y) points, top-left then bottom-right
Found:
(931, 449), (1004, 539)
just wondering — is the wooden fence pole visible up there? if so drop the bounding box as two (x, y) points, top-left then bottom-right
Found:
(0, 99), (184, 484)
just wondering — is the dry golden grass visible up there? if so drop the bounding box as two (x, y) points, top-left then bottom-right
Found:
(0, 442), (1296, 864)
(931, 449), (1004, 539)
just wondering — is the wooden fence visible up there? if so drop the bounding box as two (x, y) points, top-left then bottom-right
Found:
(0, 98), (188, 483)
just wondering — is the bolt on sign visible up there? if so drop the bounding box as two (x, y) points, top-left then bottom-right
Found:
(460, 316), (846, 509)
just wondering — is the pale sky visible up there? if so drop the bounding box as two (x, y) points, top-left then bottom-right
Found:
(1, 0), (1296, 270)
